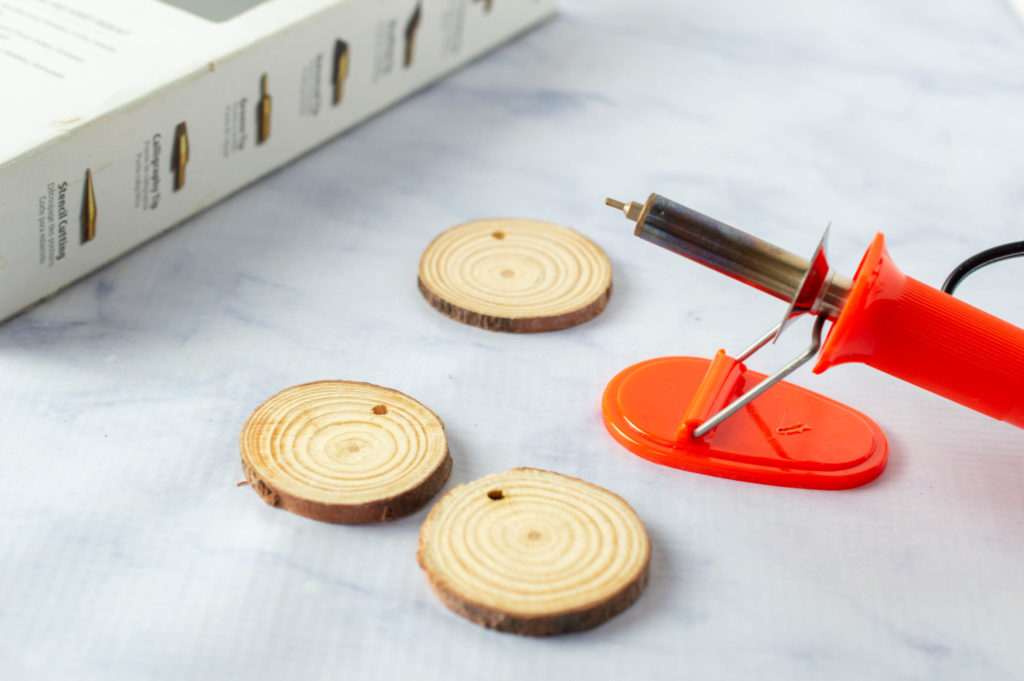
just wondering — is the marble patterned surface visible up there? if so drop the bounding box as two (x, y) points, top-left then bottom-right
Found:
(3, 1), (1024, 679)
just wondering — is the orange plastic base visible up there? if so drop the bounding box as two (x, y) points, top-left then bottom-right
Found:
(602, 357), (889, 490)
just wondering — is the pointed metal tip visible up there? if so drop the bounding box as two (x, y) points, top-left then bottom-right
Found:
(605, 197), (644, 221)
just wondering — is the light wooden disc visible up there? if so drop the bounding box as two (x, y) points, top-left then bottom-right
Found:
(240, 381), (451, 524)
(418, 218), (612, 332)
(417, 468), (650, 636)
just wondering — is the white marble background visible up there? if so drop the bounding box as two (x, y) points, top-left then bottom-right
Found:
(2, 1), (1024, 679)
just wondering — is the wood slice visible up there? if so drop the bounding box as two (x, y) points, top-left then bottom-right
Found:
(240, 381), (451, 524)
(417, 468), (650, 636)
(418, 218), (612, 332)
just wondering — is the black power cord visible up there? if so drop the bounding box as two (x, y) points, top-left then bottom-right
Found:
(941, 241), (1024, 296)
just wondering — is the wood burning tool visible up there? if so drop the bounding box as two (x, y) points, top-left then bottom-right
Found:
(332, 40), (350, 106)
(80, 168), (97, 243)
(601, 192), (1024, 489)
(171, 122), (189, 191)
(404, 3), (422, 68)
(257, 74), (272, 144)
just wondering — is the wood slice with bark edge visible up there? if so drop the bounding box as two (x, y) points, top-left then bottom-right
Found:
(240, 380), (451, 524)
(417, 468), (651, 636)
(418, 218), (613, 332)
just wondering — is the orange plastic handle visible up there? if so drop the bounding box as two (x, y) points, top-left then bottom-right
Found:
(815, 233), (1024, 429)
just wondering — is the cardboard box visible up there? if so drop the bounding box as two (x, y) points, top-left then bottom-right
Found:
(0, 0), (555, 321)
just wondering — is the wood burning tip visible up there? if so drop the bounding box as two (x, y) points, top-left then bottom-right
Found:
(605, 197), (643, 221)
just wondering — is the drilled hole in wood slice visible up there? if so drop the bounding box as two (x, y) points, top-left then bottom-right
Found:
(418, 219), (613, 333)
(418, 468), (651, 636)
(240, 380), (451, 524)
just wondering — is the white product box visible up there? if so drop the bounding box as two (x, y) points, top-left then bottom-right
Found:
(0, 0), (555, 321)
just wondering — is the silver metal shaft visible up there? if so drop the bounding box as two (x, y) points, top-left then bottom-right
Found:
(606, 195), (852, 319)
